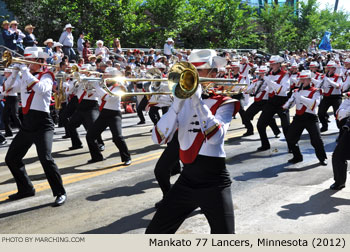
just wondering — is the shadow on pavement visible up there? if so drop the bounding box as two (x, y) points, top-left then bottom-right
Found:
(277, 189), (350, 220)
(0, 202), (52, 219)
(86, 178), (158, 201)
(233, 162), (321, 181)
(83, 208), (202, 234)
(83, 207), (155, 234)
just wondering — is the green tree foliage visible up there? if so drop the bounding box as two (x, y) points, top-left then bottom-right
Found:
(258, 3), (298, 54)
(2, 0), (350, 52)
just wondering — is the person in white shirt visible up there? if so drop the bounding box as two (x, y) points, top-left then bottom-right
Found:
(66, 69), (104, 152)
(146, 50), (238, 234)
(163, 38), (174, 59)
(283, 70), (327, 165)
(1, 68), (22, 137)
(59, 24), (76, 62)
(52, 42), (64, 65)
(4, 47), (67, 206)
(86, 68), (131, 165)
(95, 40), (110, 62)
(256, 55), (291, 151)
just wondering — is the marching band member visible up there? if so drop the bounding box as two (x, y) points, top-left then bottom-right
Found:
(283, 70), (327, 165)
(309, 61), (324, 87)
(55, 61), (70, 136)
(330, 116), (350, 190)
(242, 66), (280, 137)
(66, 69), (104, 151)
(229, 61), (249, 132)
(146, 49), (239, 234)
(148, 63), (172, 126)
(239, 56), (253, 85)
(2, 67), (22, 137)
(288, 62), (300, 95)
(342, 58), (350, 93)
(4, 47), (66, 206)
(317, 61), (343, 132)
(86, 68), (131, 164)
(256, 55), (291, 151)
(335, 93), (350, 139)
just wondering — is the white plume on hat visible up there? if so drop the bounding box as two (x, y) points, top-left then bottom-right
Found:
(189, 49), (226, 69)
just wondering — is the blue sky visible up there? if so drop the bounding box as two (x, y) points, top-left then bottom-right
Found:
(315, 0), (350, 12)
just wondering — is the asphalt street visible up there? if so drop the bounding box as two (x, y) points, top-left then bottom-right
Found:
(0, 106), (349, 234)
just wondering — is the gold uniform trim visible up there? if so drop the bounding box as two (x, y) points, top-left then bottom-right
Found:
(204, 123), (219, 136)
(156, 126), (166, 141)
(27, 80), (38, 90)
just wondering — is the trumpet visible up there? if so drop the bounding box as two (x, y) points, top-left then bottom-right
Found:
(104, 62), (248, 99)
(1, 50), (59, 68)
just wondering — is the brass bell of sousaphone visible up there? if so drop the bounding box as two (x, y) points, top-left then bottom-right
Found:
(168, 62), (199, 99)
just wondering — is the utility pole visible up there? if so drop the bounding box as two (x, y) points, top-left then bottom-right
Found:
(334, 0), (339, 12)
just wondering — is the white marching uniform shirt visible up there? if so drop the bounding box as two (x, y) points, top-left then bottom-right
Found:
(336, 99), (350, 121)
(264, 70), (290, 97)
(283, 87), (320, 115)
(148, 82), (172, 107)
(320, 74), (343, 97)
(311, 72), (324, 87)
(8, 68), (54, 113)
(3, 74), (20, 97)
(239, 62), (253, 84)
(342, 69), (350, 92)
(75, 80), (99, 102)
(289, 72), (300, 89)
(93, 83), (122, 111)
(152, 90), (235, 164)
(245, 78), (269, 102)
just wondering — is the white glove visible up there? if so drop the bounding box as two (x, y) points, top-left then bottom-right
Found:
(190, 84), (202, 108)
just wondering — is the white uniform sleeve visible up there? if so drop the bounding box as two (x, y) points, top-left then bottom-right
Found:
(193, 100), (234, 145)
(266, 74), (290, 95)
(299, 91), (320, 110)
(31, 73), (53, 94)
(282, 95), (295, 109)
(151, 108), (178, 145)
(325, 77), (342, 89)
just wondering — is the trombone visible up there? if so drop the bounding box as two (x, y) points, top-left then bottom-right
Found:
(1, 50), (59, 68)
(103, 62), (248, 99)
